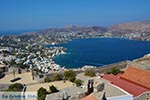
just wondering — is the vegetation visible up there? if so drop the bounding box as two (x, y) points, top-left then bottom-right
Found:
(68, 76), (76, 82)
(106, 67), (122, 75)
(37, 85), (59, 100)
(84, 70), (95, 77)
(64, 70), (76, 82)
(53, 74), (62, 81)
(7, 83), (23, 91)
(49, 85), (59, 93)
(44, 76), (51, 82)
(74, 79), (83, 87)
(37, 87), (49, 100)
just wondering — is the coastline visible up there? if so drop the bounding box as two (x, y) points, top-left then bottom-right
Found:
(49, 38), (150, 68)
(1, 31), (150, 72)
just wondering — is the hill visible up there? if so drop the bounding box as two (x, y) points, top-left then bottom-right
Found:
(108, 20), (150, 34)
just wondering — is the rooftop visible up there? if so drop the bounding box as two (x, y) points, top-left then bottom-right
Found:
(77, 73), (127, 97)
(79, 75), (127, 100)
(79, 78), (128, 100)
(46, 86), (86, 100)
(102, 74), (150, 97)
(121, 66), (150, 89)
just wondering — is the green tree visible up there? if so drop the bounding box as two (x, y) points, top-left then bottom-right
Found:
(84, 70), (95, 77)
(68, 76), (76, 82)
(106, 67), (121, 75)
(7, 83), (23, 91)
(111, 67), (120, 75)
(37, 87), (49, 100)
(49, 85), (59, 93)
(53, 74), (62, 81)
(64, 70), (76, 82)
(74, 79), (82, 87)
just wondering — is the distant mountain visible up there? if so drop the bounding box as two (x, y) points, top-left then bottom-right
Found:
(108, 20), (150, 34)
(31, 20), (150, 35)
(1, 20), (150, 48)
(23, 20), (150, 42)
(36, 25), (107, 34)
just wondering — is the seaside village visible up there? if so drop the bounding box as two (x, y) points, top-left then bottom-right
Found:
(0, 45), (150, 100)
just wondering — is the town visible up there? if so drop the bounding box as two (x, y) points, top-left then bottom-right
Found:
(0, 52), (150, 100)
(0, 21), (150, 100)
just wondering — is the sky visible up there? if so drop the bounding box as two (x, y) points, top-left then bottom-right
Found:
(0, 0), (150, 31)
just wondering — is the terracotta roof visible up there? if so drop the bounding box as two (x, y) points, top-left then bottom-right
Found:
(121, 66), (150, 89)
(80, 94), (97, 100)
(103, 74), (149, 97)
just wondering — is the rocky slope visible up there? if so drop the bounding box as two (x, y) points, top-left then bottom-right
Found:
(108, 20), (150, 34)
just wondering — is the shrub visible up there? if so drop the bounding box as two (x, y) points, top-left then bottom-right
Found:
(84, 70), (95, 77)
(68, 76), (76, 82)
(64, 70), (76, 82)
(53, 74), (62, 81)
(7, 83), (23, 92)
(49, 85), (59, 93)
(106, 67), (121, 75)
(106, 71), (111, 74)
(37, 87), (49, 100)
(44, 77), (51, 82)
(64, 70), (75, 78)
(111, 67), (120, 75)
(74, 79), (82, 87)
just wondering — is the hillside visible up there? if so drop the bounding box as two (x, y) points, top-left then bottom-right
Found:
(22, 20), (150, 44)
(108, 20), (150, 34)
(36, 25), (107, 35)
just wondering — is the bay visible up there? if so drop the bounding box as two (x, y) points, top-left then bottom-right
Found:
(48, 38), (150, 68)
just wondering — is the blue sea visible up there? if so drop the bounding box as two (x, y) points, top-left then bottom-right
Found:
(0, 31), (24, 36)
(0, 30), (38, 36)
(48, 38), (150, 68)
